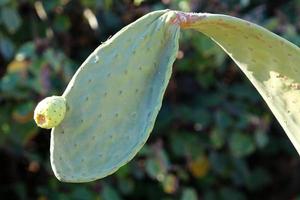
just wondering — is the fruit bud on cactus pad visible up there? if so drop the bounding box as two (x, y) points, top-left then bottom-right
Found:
(34, 96), (66, 129)
(34, 10), (300, 182)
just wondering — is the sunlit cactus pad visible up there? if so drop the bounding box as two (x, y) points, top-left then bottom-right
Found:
(50, 10), (180, 182)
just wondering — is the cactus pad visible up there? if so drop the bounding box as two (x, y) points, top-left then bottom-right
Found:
(174, 12), (300, 154)
(50, 10), (180, 182)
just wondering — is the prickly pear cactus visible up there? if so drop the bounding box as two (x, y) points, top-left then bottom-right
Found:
(34, 9), (300, 183)
(50, 10), (180, 182)
(172, 12), (300, 154)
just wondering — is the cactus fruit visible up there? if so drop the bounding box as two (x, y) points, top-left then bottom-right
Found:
(34, 96), (66, 129)
(34, 9), (300, 182)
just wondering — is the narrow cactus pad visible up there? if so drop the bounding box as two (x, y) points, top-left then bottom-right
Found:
(50, 10), (180, 182)
(175, 12), (300, 154)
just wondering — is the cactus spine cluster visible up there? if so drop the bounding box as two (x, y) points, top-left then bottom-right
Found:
(33, 10), (300, 182)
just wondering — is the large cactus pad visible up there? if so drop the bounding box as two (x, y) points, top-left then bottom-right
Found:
(50, 10), (180, 182)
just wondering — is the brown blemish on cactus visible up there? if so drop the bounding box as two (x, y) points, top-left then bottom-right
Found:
(170, 11), (206, 28)
(36, 114), (46, 125)
(290, 83), (300, 90)
(276, 74), (284, 78)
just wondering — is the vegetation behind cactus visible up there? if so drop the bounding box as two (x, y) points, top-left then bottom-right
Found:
(1, 0), (300, 199)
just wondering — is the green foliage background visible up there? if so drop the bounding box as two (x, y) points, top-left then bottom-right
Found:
(1, 0), (300, 199)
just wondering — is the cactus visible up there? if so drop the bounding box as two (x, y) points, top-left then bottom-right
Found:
(34, 10), (300, 182)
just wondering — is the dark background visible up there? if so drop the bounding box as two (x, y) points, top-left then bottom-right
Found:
(1, 0), (300, 199)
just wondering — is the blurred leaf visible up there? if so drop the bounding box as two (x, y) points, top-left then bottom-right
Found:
(0, 36), (14, 59)
(215, 110), (233, 131)
(134, 0), (145, 6)
(170, 132), (204, 158)
(181, 188), (198, 200)
(16, 42), (35, 59)
(145, 158), (164, 180)
(245, 168), (271, 191)
(176, 105), (212, 126)
(102, 185), (122, 200)
(53, 15), (71, 32)
(1, 7), (21, 33)
(7, 59), (29, 73)
(0, 0), (9, 6)
(188, 155), (210, 178)
(43, 0), (60, 12)
(70, 187), (94, 200)
(219, 187), (246, 200)
(0, 73), (29, 98)
(210, 129), (225, 149)
(162, 174), (178, 194)
(12, 101), (34, 124)
(209, 152), (231, 177)
(255, 130), (269, 149)
(228, 84), (259, 103)
(204, 190), (218, 200)
(118, 178), (135, 195)
(229, 132), (255, 157)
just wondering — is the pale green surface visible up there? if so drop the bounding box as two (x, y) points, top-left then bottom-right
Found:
(34, 96), (66, 129)
(184, 13), (300, 154)
(50, 10), (180, 182)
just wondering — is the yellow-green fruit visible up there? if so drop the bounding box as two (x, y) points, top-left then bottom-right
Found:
(34, 96), (66, 129)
